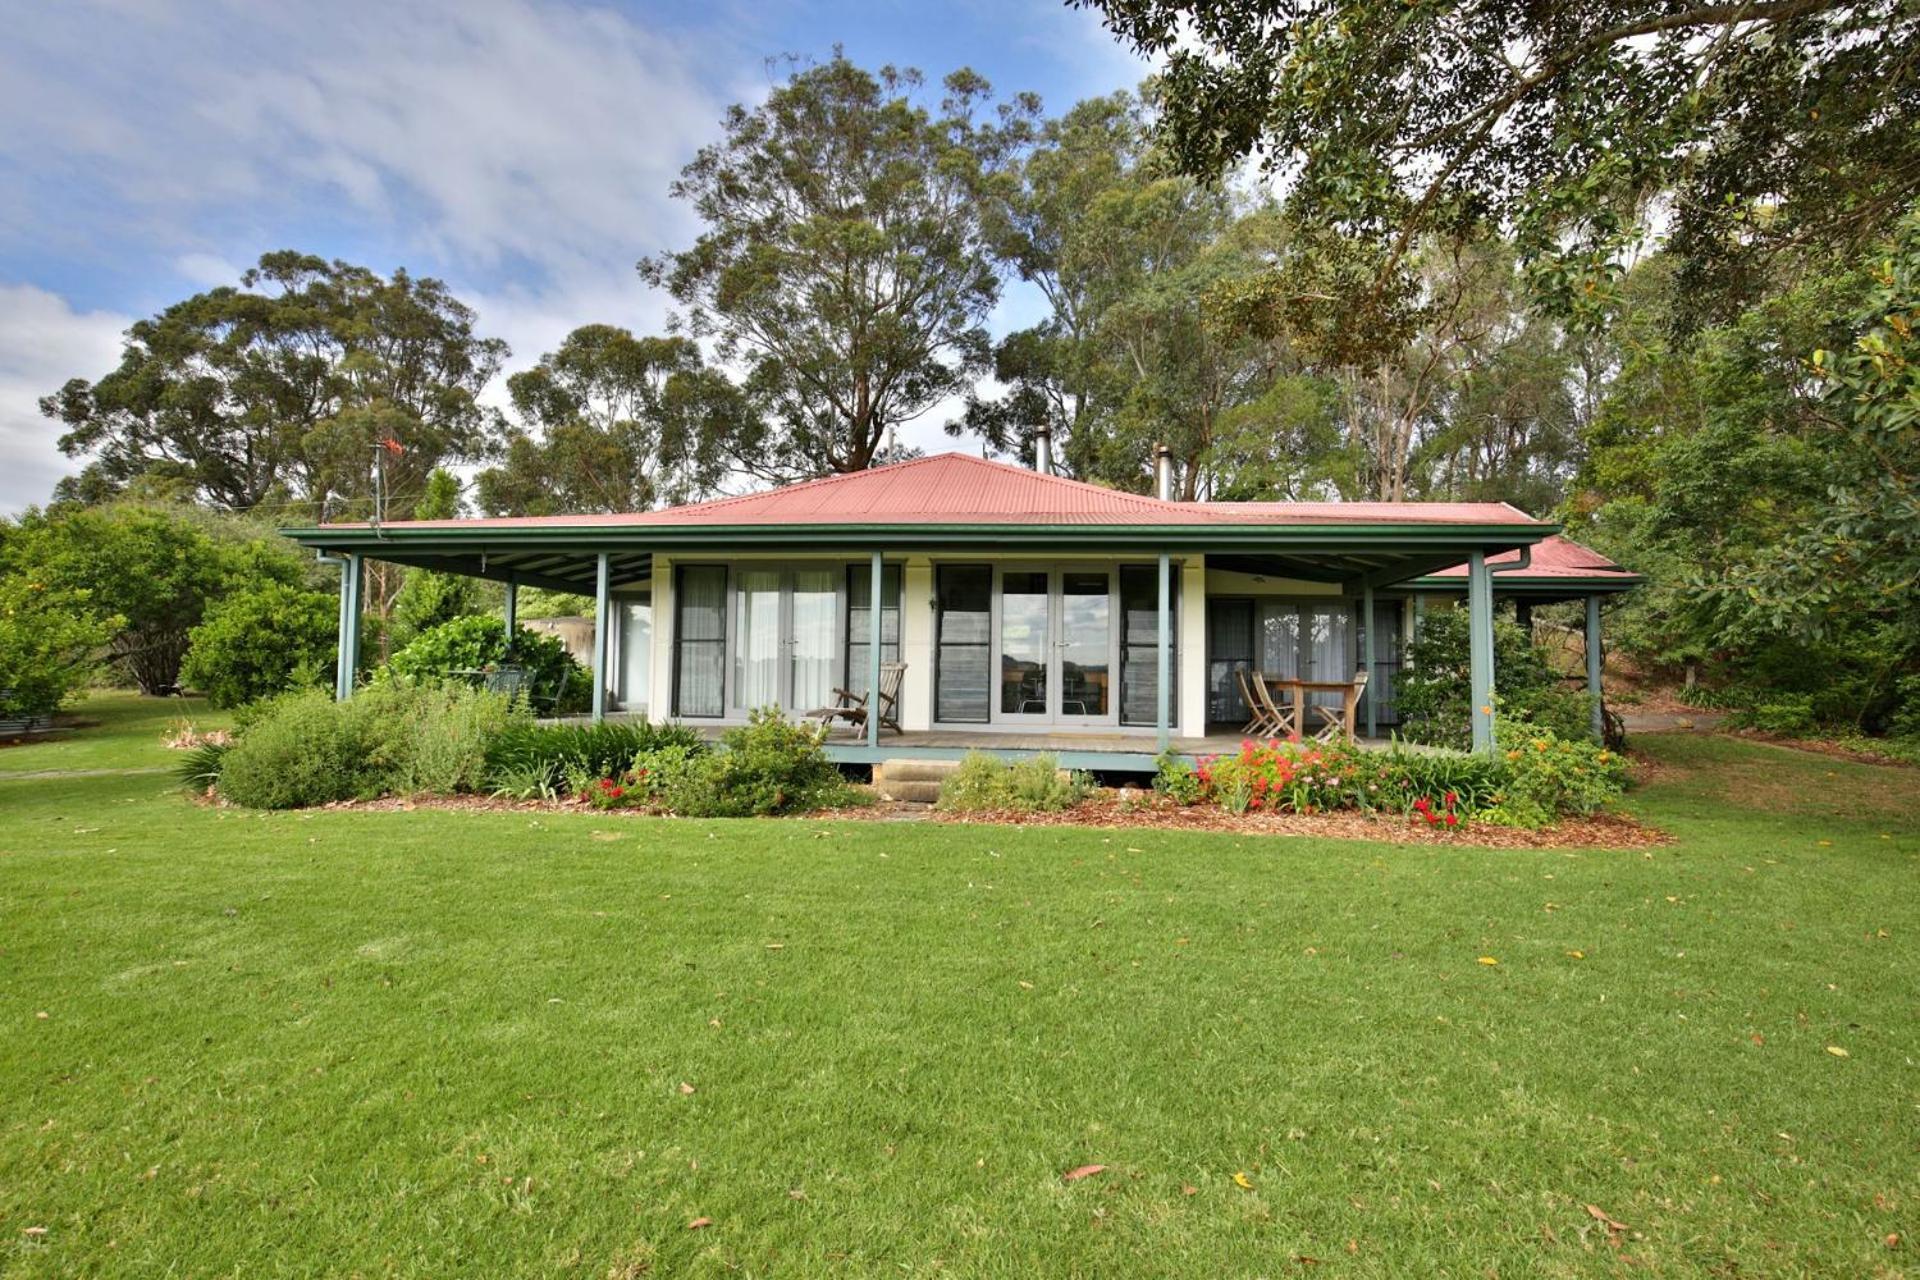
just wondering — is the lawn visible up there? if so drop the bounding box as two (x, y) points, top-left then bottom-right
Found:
(1, 694), (1915, 1277)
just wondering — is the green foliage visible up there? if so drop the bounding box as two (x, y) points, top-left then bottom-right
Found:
(641, 55), (1033, 480)
(1489, 731), (1630, 829)
(215, 688), (381, 810)
(180, 581), (338, 708)
(0, 576), (118, 719)
(0, 502), (311, 693)
(1393, 607), (1591, 751)
(43, 251), (506, 514)
(482, 720), (705, 797)
(1152, 750), (1206, 804)
(215, 684), (521, 809)
(660, 711), (855, 817)
(1727, 695), (1820, 738)
(1082, 1), (1916, 330)
(936, 751), (1093, 813)
(478, 327), (742, 515)
(174, 739), (231, 793)
(386, 615), (589, 713)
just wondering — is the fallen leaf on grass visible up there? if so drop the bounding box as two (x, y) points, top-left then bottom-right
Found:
(687, 1217), (713, 1230)
(1826, 1045), (1850, 1058)
(1565, 950), (1585, 959)
(1232, 1171), (1255, 1190)
(1181, 1184), (1197, 1196)
(1062, 1164), (1106, 1183)
(1750, 1033), (1765, 1046)
(22, 1227), (47, 1237)
(679, 1082), (696, 1095)
(1586, 1203), (1628, 1248)
(1477, 956), (1499, 966)
(764, 942), (784, 951)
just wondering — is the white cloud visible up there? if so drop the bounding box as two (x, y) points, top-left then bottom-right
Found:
(1, 0), (725, 279)
(0, 285), (129, 514)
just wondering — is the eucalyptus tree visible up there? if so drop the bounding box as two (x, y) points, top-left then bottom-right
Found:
(641, 55), (1037, 481)
(477, 326), (754, 516)
(42, 251), (507, 518)
(1076, 1), (1920, 328)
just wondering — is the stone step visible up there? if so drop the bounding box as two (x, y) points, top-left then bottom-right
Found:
(872, 759), (962, 785)
(873, 779), (944, 806)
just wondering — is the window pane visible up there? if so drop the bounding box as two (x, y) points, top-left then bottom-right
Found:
(846, 564), (902, 698)
(1000, 571), (1050, 714)
(674, 565), (726, 717)
(790, 568), (837, 711)
(935, 564), (991, 722)
(1058, 572), (1109, 718)
(1120, 565), (1176, 727)
(733, 568), (782, 710)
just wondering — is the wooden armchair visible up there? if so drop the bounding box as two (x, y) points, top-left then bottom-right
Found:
(812, 662), (907, 735)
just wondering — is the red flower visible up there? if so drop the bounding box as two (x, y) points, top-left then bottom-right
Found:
(1444, 812), (1459, 827)
(1444, 790), (1458, 807)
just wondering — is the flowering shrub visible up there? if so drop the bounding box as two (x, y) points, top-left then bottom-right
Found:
(1411, 792), (1463, 830)
(1487, 730), (1629, 827)
(1152, 751), (1207, 804)
(1195, 740), (1368, 814)
(938, 751), (1093, 813)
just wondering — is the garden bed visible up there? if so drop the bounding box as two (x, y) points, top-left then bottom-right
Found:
(225, 785), (1670, 848)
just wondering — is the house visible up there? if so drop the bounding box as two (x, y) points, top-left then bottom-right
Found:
(284, 450), (1639, 769)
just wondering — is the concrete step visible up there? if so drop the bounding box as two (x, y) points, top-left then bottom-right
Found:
(873, 759), (962, 786)
(873, 779), (944, 806)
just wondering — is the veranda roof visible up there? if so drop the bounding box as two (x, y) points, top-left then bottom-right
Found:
(1411, 535), (1644, 599)
(282, 452), (1561, 594)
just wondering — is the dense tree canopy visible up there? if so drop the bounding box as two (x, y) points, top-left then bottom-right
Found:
(641, 54), (1036, 481)
(43, 251), (507, 518)
(477, 326), (751, 515)
(1076, 1), (1920, 328)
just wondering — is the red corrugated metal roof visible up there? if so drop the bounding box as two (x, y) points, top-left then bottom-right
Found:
(1425, 535), (1639, 579)
(316, 453), (1549, 531)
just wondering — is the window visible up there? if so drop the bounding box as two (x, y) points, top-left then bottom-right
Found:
(845, 563), (902, 699)
(673, 565), (727, 717)
(935, 564), (991, 722)
(1119, 564), (1177, 726)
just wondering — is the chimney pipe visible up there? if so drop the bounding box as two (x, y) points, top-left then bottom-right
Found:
(1034, 426), (1053, 476)
(1153, 443), (1174, 501)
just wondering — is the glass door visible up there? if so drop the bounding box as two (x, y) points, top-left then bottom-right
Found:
(1056, 569), (1116, 726)
(997, 569), (1051, 720)
(733, 569), (783, 712)
(788, 568), (838, 713)
(991, 567), (1118, 725)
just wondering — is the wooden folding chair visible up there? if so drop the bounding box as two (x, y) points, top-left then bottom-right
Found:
(1312, 671), (1369, 743)
(810, 661), (908, 735)
(1251, 670), (1299, 739)
(1234, 667), (1274, 736)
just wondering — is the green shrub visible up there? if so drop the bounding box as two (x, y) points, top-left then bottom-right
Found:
(482, 720), (704, 796)
(1394, 608), (1593, 749)
(1487, 730), (1629, 828)
(1728, 693), (1819, 736)
(386, 615), (589, 713)
(180, 581), (338, 708)
(660, 710), (855, 817)
(0, 575), (118, 719)
(175, 739), (231, 792)
(216, 684), (521, 809)
(216, 688), (379, 809)
(1361, 744), (1509, 816)
(1152, 751), (1206, 804)
(1889, 675), (1920, 740)
(937, 751), (1092, 813)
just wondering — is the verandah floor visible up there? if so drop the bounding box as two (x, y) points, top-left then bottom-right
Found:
(560, 714), (1416, 770)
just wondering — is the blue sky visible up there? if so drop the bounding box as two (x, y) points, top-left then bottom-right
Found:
(0, 0), (1149, 513)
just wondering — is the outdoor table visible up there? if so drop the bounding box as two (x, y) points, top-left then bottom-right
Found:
(1263, 676), (1363, 742)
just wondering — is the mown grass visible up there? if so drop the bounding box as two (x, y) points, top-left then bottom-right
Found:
(0, 691), (228, 774)
(0, 694), (1914, 1276)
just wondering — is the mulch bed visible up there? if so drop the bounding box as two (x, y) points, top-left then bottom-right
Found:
(281, 788), (1669, 849)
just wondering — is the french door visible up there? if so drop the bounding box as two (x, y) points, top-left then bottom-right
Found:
(993, 567), (1117, 726)
(731, 566), (839, 716)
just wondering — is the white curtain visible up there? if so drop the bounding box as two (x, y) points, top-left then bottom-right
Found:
(674, 567), (726, 717)
(1306, 605), (1352, 713)
(789, 568), (837, 711)
(734, 570), (782, 710)
(1258, 603), (1301, 679)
